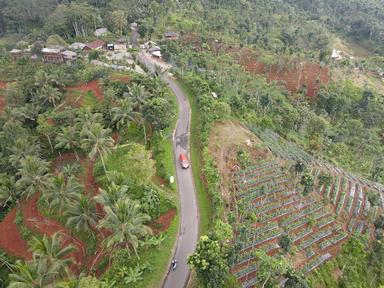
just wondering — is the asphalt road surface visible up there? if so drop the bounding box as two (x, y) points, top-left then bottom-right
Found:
(138, 52), (199, 288)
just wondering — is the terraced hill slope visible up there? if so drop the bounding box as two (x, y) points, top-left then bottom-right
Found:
(217, 124), (383, 288)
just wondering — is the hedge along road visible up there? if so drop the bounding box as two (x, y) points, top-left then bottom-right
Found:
(138, 51), (199, 288)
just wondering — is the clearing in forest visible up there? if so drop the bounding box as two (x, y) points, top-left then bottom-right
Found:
(65, 80), (104, 107)
(236, 48), (330, 98)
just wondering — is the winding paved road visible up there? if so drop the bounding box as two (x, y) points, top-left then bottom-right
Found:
(138, 52), (199, 288)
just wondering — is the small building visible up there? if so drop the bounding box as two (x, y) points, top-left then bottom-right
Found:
(115, 38), (127, 51)
(94, 28), (108, 37)
(331, 49), (343, 61)
(10, 49), (23, 61)
(10, 48), (31, 61)
(149, 45), (161, 53)
(83, 40), (106, 53)
(42, 48), (63, 63)
(61, 50), (77, 65)
(151, 50), (162, 59)
(69, 42), (86, 51)
(164, 31), (179, 40)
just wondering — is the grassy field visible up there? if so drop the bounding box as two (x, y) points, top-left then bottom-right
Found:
(175, 79), (212, 235)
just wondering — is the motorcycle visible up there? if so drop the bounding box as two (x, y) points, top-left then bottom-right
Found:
(171, 259), (177, 270)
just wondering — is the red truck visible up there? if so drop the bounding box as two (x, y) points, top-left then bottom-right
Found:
(179, 153), (190, 169)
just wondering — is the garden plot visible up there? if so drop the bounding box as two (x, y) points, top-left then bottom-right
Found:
(250, 127), (314, 165)
(229, 127), (384, 287)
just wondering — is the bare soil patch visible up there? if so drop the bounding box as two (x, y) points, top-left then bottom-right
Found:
(22, 194), (87, 267)
(0, 208), (32, 259)
(150, 208), (177, 234)
(208, 121), (272, 202)
(237, 48), (329, 98)
(65, 80), (104, 107)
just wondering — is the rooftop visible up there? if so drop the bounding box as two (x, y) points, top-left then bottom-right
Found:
(85, 40), (106, 49)
(42, 47), (61, 54)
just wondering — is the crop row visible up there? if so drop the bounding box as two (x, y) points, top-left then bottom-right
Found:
(292, 227), (313, 243)
(234, 164), (280, 183)
(240, 229), (282, 252)
(298, 228), (334, 250)
(301, 253), (332, 274)
(234, 262), (258, 279)
(280, 202), (323, 227)
(235, 172), (285, 191)
(319, 231), (348, 250)
(234, 161), (277, 177)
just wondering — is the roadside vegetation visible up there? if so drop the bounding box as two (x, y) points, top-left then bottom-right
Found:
(1, 0), (384, 287)
(0, 50), (178, 286)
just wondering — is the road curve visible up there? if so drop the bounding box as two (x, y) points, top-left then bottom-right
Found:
(138, 52), (199, 288)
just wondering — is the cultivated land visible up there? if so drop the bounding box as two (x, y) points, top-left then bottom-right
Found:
(209, 122), (383, 288)
(0, 71), (178, 284)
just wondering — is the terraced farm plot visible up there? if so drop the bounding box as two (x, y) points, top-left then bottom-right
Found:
(230, 156), (380, 287)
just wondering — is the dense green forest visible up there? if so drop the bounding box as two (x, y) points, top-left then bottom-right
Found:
(0, 0), (384, 288)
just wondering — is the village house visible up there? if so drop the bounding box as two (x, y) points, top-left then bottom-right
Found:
(61, 50), (77, 65)
(164, 31), (179, 40)
(83, 40), (106, 53)
(42, 47), (63, 63)
(115, 37), (127, 51)
(10, 49), (29, 61)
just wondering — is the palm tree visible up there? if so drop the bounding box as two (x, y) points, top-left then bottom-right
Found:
(55, 126), (81, 160)
(111, 98), (140, 131)
(75, 108), (103, 131)
(0, 174), (17, 208)
(60, 163), (81, 178)
(30, 233), (75, 278)
(42, 173), (82, 214)
(16, 156), (51, 199)
(80, 123), (115, 175)
(8, 258), (59, 288)
(35, 85), (62, 107)
(94, 182), (128, 209)
(98, 198), (151, 258)
(9, 137), (41, 168)
(65, 194), (98, 233)
(126, 83), (149, 111)
(111, 10), (127, 35)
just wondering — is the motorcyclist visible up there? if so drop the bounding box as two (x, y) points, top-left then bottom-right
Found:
(171, 259), (177, 270)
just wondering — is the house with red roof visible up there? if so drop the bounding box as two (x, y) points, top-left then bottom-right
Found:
(83, 40), (106, 53)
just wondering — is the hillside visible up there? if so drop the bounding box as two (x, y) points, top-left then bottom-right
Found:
(209, 121), (383, 287)
(1, 0), (384, 287)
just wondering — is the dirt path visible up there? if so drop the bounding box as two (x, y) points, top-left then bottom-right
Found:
(22, 194), (87, 266)
(0, 208), (32, 259)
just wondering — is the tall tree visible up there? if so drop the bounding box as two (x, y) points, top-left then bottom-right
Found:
(65, 194), (98, 233)
(188, 235), (229, 288)
(55, 126), (81, 160)
(42, 173), (82, 214)
(16, 156), (51, 199)
(110, 10), (127, 35)
(29, 233), (74, 279)
(98, 198), (151, 258)
(80, 123), (115, 175)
